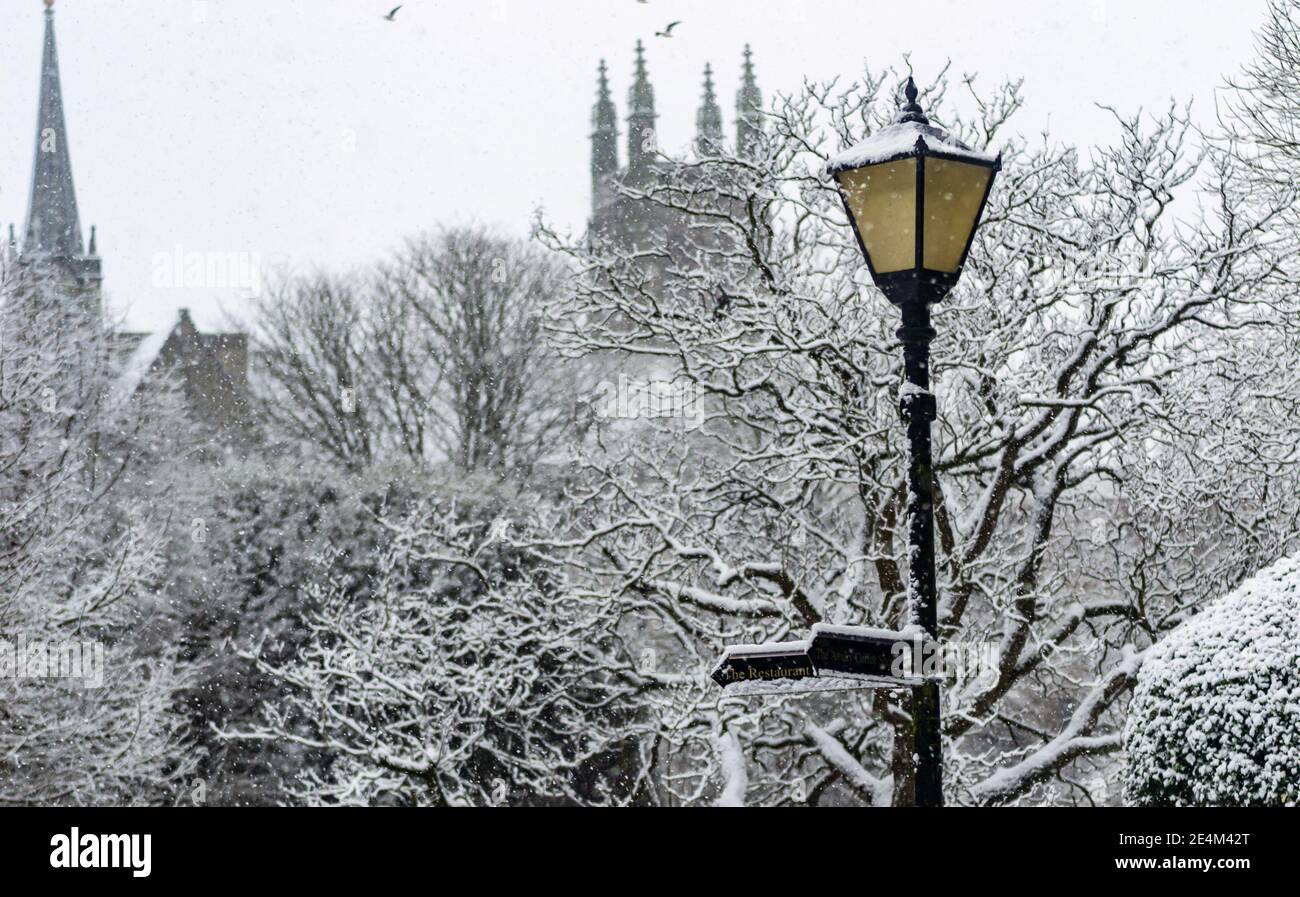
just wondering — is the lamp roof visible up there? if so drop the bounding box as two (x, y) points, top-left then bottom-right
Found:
(825, 78), (999, 175)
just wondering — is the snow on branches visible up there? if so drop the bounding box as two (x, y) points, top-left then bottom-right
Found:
(223, 485), (651, 805)
(1124, 552), (1300, 806)
(531, 64), (1300, 805)
(0, 258), (197, 805)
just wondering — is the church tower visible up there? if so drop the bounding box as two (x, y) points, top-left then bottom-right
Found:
(9, 1), (251, 441)
(587, 41), (761, 248)
(626, 40), (658, 185)
(20, 0), (102, 314)
(695, 64), (723, 156)
(736, 45), (763, 157)
(591, 59), (619, 213)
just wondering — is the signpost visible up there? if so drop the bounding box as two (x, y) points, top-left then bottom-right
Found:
(711, 640), (815, 688)
(711, 624), (939, 696)
(713, 624), (948, 801)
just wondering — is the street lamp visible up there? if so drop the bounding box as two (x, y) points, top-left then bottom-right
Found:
(826, 77), (1000, 807)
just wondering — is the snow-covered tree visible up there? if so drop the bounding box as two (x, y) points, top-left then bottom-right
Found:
(524, 66), (1300, 805)
(1226, 0), (1300, 185)
(177, 459), (398, 805)
(1124, 552), (1300, 806)
(0, 258), (198, 805)
(220, 476), (649, 805)
(253, 226), (587, 475)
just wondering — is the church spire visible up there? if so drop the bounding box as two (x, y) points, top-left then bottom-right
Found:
(591, 59), (619, 212)
(736, 44), (763, 158)
(25, 0), (86, 260)
(695, 63), (723, 155)
(627, 40), (657, 180)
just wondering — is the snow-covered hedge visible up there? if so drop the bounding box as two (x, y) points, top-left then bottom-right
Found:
(1124, 553), (1300, 806)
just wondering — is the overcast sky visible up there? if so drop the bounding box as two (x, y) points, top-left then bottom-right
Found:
(0, 0), (1268, 332)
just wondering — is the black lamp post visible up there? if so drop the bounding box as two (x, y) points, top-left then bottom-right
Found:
(826, 77), (1000, 807)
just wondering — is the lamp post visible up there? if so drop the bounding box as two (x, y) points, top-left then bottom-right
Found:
(826, 77), (1000, 807)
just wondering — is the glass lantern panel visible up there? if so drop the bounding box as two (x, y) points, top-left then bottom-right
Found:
(837, 159), (917, 274)
(922, 157), (992, 273)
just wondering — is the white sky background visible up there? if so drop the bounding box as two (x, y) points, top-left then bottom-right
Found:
(0, 0), (1268, 333)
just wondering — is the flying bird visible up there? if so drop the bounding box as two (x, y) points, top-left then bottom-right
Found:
(655, 21), (681, 38)
(384, 5), (403, 21)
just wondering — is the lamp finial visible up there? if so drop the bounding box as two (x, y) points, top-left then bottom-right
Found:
(898, 75), (929, 124)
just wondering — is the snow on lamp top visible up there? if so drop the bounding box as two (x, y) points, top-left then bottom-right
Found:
(825, 77), (999, 174)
